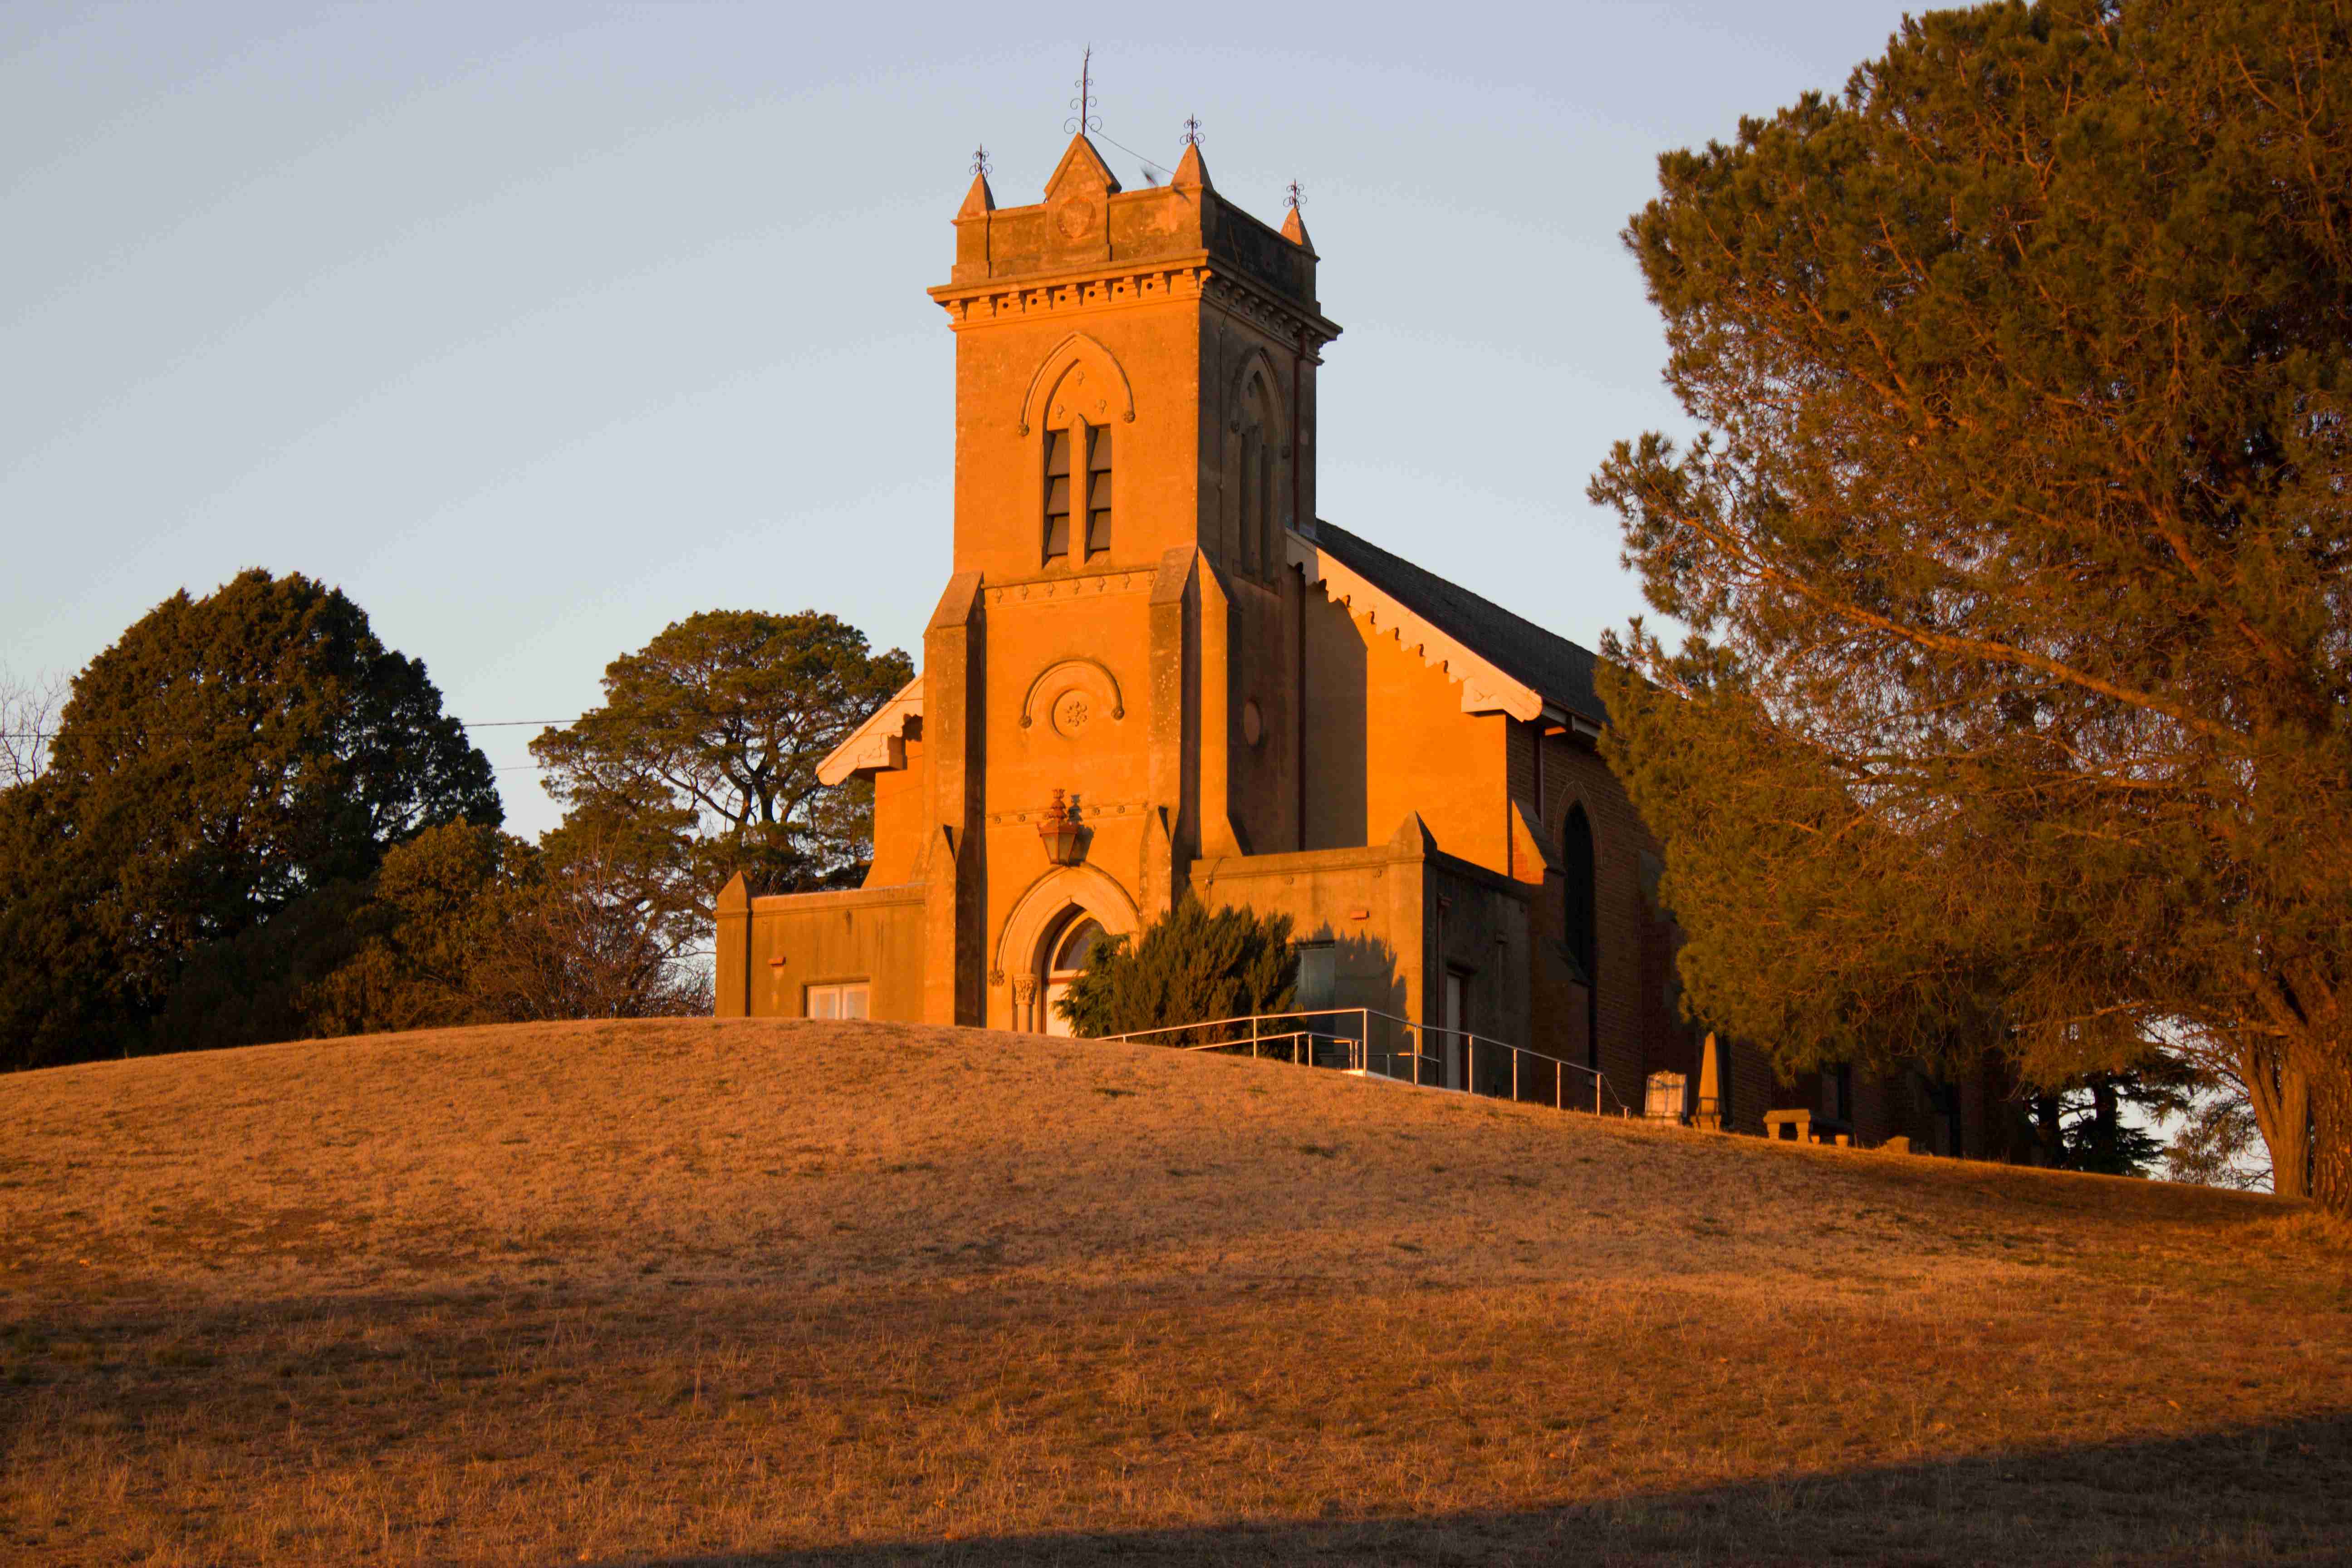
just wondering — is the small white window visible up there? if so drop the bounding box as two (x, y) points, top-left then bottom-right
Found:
(805, 983), (870, 1020)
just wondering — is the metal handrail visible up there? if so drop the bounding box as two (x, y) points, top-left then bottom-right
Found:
(1095, 1004), (1635, 1117)
(1098, 1007), (1364, 1044)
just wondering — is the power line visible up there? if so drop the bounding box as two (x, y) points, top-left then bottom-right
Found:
(1092, 124), (1171, 185)
(0, 712), (815, 740)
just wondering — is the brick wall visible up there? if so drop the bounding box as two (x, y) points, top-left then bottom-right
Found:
(1511, 728), (1670, 1116)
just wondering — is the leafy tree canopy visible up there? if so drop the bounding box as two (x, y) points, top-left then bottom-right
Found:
(0, 570), (498, 1067)
(1588, 0), (2352, 1205)
(314, 821), (708, 1034)
(529, 611), (913, 952)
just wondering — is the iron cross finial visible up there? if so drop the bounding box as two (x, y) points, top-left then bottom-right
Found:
(1064, 45), (1101, 136)
(1181, 114), (1203, 147)
(1285, 179), (1305, 210)
(970, 144), (991, 178)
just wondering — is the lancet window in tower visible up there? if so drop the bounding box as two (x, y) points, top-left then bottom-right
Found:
(1044, 428), (1072, 561)
(1044, 423), (1112, 564)
(1256, 425), (1276, 570)
(1239, 434), (1261, 573)
(1084, 426), (1112, 556)
(1237, 372), (1279, 578)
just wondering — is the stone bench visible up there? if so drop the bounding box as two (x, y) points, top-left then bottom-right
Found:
(1763, 1109), (1853, 1147)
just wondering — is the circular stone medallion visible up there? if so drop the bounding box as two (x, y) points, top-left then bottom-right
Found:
(1051, 689), (1093, 739)
(1242, 699), (1264, 748)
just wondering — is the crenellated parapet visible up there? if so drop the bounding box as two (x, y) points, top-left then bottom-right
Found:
(929, 133), (1339, 352)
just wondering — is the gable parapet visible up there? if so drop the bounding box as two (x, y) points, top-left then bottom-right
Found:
(1288, 529), (1579, 727)
(816, 674), (925, 786)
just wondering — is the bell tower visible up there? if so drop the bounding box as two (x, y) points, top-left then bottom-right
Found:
(913, 127), (1342, 1027)
(930, 132), (1339, 579)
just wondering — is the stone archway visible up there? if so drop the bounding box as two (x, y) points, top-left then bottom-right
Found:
(995, 864), (1139, 1032)
(1038, 909), (1107, 1037)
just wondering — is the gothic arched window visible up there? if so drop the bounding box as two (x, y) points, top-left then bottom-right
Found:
(1562, 804), (1596, 986)
(1040, 912), (1105, 1038)
(1237, 373), (1279, 576)
(1045, 422), (1112, 564)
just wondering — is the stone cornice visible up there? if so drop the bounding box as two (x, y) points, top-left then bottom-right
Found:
(985, 798), (1149, 828)
(982, 567), (1156, 606)
(930, 254), (1340, 348)
(746, 882), (927, 913)
(1197, 274), (1338, 358)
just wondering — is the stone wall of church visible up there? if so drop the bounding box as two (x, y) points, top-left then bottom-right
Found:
(1524, 728), (1664, 1114)
(716, 881), (927, 1022)
(863, 734), (930, 889)
(1191, 825), (1540, 1082)
(1191, 837), (1425, 1025)
(1298, 585), (1512, 867)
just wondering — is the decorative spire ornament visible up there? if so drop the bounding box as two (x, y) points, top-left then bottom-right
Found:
(957, 144), (997, 218)
(1064, 46), (1101, 136)
(1280, 180), (1313, 250)
(1171, 117), (1212, 192)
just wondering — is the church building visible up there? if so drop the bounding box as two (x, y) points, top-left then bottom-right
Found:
(715, 129), (1987, 1152)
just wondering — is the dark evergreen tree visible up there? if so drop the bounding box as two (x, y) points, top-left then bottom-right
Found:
(0, 570), (497, 1067)
(1057, 897), (1297, 1042)
(313, 820), (707, 1033)
(1589, 0), (2352, 1205)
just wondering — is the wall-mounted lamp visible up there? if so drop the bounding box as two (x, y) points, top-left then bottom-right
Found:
(1037, 788), (1087, 866)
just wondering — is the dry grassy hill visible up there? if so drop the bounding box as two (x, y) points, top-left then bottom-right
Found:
(2, 1018), (2348, 1566)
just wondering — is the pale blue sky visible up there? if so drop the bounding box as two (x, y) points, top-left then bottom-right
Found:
(3, 1), (1913, 836)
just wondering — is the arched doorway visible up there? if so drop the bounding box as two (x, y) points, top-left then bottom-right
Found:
(1039, 911), (1106, 1037)
(994, 864), (1140, 1033)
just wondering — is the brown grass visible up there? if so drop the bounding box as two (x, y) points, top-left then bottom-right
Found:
(2, 1017), (2348, 1565)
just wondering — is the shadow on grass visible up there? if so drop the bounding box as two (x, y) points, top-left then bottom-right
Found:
(7, 1273), (2348, 1567)
(625, 1412), (2352, 1566)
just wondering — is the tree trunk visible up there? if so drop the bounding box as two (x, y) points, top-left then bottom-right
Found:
(2306, 1046), (2352, 1217)
(2031, 1092), (2065, 1168)
(2089, 1077), (2121, 1172)
(2241, 1039), (2311, 1201)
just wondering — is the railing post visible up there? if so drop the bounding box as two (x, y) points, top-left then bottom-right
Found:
(1513, 1048), (1520, 1104)
(1594, 1074), (1602, 1115)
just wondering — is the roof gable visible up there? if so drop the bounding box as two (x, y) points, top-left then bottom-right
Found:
(1288, 522), (1607, 733)
(816, 674), (924, 785)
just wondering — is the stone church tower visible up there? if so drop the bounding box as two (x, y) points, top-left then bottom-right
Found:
(907, 131), (1338, 1029)
(717, 128), (1948, 1151)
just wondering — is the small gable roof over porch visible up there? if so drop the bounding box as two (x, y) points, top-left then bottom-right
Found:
(816, 673), (924, 785)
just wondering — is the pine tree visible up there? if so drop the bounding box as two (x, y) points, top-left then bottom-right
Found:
(529, 611), (913, 955)
(1590, 0), (2352, 1206)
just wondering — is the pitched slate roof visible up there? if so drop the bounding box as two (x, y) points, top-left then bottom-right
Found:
(1307, 520), (1608, 729)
